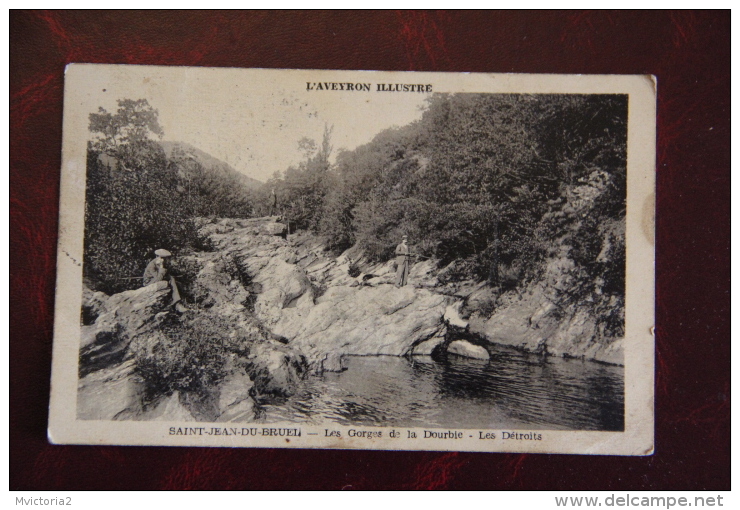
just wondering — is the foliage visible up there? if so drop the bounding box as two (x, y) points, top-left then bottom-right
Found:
(133, 311), (254, 396)
(538, 169), (627, 336)
(84, 99), (257, 294)
(167, 145), (254, 219)
(253, 125), (334, 230)
(266, 93), (628, 334)
(88, 99), (164, 156)
(84, 99), (196, 294)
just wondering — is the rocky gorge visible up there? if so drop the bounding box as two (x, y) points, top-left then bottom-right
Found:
(78, 216), (623, 423)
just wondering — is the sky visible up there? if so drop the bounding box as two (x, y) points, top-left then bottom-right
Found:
(79, 66), (430, 182)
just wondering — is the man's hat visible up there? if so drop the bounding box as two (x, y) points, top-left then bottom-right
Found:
(402, 235), (408, 240)
(154, 249), (172, 257)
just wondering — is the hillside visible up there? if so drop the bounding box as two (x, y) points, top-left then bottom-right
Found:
(268, 94), (628, 344)
(160, 141), (263, 190)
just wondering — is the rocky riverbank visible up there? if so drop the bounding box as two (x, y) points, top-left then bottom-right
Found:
(78, 216), (623, 423)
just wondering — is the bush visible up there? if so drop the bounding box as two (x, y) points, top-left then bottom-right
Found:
(84, 147), (197, 294)
(133, 312), (254, 398)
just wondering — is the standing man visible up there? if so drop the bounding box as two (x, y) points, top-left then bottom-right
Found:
(394, 235), (411, 287)
(143, 248), (186, 313)
(269, 188), (278, 217)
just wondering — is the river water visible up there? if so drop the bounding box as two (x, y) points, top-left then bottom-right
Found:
(259, 345), (624, 431)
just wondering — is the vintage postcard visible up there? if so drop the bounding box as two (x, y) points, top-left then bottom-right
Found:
(49, 65), (655, 454)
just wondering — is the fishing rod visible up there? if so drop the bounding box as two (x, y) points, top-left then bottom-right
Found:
(398, 253), (431, 260)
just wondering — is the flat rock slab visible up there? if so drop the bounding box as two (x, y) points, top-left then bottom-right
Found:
(275, 285), (448, 362)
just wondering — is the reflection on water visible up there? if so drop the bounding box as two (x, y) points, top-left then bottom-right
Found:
(259, 345), (624, 431)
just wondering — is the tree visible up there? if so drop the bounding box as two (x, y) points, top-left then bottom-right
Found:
(84, 99), (194, 294)
(277, 124), (334, 231)
(89, 99), (164, 158)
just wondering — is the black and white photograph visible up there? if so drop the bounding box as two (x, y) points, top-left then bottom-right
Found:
(49, 66), (655, 454)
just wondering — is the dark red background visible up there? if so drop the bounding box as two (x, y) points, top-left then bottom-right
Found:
(10, 10), (730, 490)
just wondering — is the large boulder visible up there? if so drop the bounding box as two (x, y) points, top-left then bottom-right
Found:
(252, 258), (315, 327)
(274, 285), (449, 366)
(82, 285), (109, 325)
(77, 359), (145, 420)
(447, 340), (490, 360)
(320, 352), (347, 372)
(215, 370), (258, 422)
(264, 221), (288, 237)
(246, 340), (307, 397)
(468, 256), (624, 365)
(78, 356), (260, 423)
(177, 253), (250, 312)
(79, 281), (172, 374)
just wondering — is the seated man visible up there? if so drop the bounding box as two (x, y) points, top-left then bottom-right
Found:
(143, 248), (186, 313)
